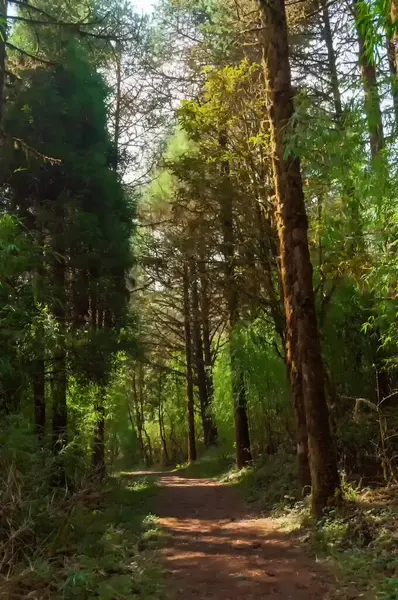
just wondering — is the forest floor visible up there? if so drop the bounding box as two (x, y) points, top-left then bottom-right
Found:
(155, 472), (355, 600)
(4, 460), (396, 599)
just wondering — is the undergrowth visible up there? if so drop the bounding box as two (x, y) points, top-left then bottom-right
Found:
(221, 451), (301, 511)
(312, 492), (398, 600)
(0, 419), (164, 600)
(228, 452), (398, 600)
(175, 445), (234, 479)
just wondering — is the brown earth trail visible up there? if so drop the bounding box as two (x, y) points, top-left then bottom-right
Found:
(157, 475), (346, 600)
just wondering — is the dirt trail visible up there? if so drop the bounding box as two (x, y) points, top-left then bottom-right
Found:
(157, 475), (341, 600)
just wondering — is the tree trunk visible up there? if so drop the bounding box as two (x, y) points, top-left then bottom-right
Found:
(191, 260), (217, 447)
(183, 261), (197, 463)
(321, 0), (363, 256)
(158, 373), (169, 464)
(0, 0), (7, 128)
(131, 371), (147, 464)
(140, 371), (153, 466)
(113, 41), (122, 171)
(254, 196), (311, 483)
(33, 358), (46, 441)
(92, 393), (106, 479)
(258, 0), (340, 516)
(386, 35), (398, 128)
(90, 286), (107, 478)
(255, 200), (285, 342)
(52, 350), (67, 451)
(219, 133), (252, 469)
(131, 367), (152, 466)
(288, 334), (311, 489)
(353, 0), (384, 158)
(320, 0), (343, 121)
(52, 223), (67, 453)
(389, 0), (398, 127)
(198, 259), (218, 446)
(32, 203), (46, 443)
(353, 3), (390, 397)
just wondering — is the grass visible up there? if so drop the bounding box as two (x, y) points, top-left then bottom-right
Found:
(221, 452), (302, 511)
(311, 492), (398, 600)
(1, 475), (165, 600)
(174, 445), (235, 479)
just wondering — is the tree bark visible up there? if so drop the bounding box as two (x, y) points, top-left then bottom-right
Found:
(288, 334), (311, 488)
(191, 260), (217, 447)
(51, 212), (67, 453)
(33, 358), (46, 441)
(131, 367), (152, 466)
(198, 259), (218, 447)
(320, 0), (343, 122)
(254, 195), (311, 484)
(113, 41), (122, 171)
(132, 370), (147, 464)
(386, 34), (398, 128)
(183, 261), (197, 463)
(0, 0), (7, 128)
(219, 133), (252, 469)
(389, 0), (398, 127)
(90, 286), (107, 478)
(32, 202), (46, 443)
(92, 393), (105, 479)
(353, 0), (384, 158)
(157, 373), (169, 464)
(140, 369), (153, 466)
(258, 0), (340, 516)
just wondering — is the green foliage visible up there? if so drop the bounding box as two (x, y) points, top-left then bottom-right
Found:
(221, 452), (301, 512)
(212, 317), (292, 456)
(212, 344), (234, 445)
(1, 0), (398, 596)
(314, 502), (398, 599)
(2, 41), (134, 404)
(236, 318), (292, 455)
(0, 214), (52, 411)
(176, 445), (235, 479)
(0, 413), (162, 598)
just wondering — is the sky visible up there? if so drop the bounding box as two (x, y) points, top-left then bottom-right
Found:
(132, 0), (155, 14)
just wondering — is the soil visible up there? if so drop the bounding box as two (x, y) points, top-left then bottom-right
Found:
(157, 475), (353, 600)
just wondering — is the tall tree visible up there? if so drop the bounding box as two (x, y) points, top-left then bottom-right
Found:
(0, 0), (7, 126)
(258, 0), (341, 515)
(4, 45), (133, 464)
(219, 132), (252, 468)
(353, 0), (385, 158)
(191, 259), (217, 447)
(183, 260), (197, 463)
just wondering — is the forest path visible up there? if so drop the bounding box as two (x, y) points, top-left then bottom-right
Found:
(157, 474), (342, 600)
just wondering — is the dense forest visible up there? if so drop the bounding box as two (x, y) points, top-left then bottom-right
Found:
(0, 0), (397, 597)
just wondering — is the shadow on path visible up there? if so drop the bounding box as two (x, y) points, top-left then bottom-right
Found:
(156, 475), (341, 600)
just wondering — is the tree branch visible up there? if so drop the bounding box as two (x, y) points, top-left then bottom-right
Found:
(6, 42), (56, 66)
(1, 131), (61, 165)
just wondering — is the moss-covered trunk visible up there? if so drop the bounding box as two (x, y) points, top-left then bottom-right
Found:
(258, 0), (340, 516)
